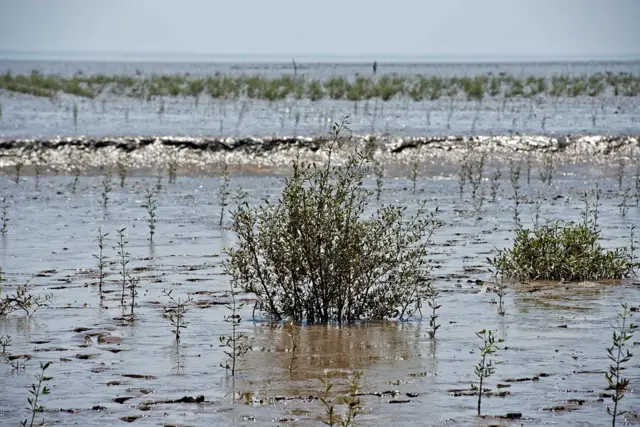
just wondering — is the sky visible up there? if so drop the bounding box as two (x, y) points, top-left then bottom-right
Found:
(1, 0), (639, 61)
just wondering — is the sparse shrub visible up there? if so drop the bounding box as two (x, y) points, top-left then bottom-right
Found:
(472, 329), (502, 417)
(224, 117), (441, 325)
(489, 220), (637, 281)
(605, 304), (637, 426)
(20, 361), (53, 427)
(0, 278), (51, 317)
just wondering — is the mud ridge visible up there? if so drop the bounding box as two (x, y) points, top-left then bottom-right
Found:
(0, 134), (638, 173)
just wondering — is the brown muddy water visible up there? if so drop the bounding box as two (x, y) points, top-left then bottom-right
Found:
(1, 154), (640, 426)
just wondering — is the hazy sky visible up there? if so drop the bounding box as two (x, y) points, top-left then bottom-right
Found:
(1, 0), (639, 60)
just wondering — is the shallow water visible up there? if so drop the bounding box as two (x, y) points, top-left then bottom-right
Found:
(0, 162), (639, 426)
(1, 60), (639, 138)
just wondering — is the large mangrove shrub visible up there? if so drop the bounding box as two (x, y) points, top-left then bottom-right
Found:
(489, 220), (636, 281)
(224, 117), (441, 325)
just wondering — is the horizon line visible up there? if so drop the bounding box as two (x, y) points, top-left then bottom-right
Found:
(2, 50), (640, 64)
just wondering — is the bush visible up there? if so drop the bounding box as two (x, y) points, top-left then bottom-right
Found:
(224, 117), (441, 325)
(489, 220), (636, 281)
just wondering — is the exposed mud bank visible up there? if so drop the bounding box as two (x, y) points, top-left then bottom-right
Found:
(0, 134), (638, 175)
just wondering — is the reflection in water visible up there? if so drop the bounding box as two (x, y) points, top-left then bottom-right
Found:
(236, 322), (425, 398)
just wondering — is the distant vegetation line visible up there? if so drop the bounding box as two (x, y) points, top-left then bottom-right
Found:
(1, 70), (639, 102)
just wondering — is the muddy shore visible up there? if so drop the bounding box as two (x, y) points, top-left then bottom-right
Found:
(0, 134), (638, 175)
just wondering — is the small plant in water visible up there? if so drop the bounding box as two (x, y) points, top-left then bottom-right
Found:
(1, 197), (8, 235)
(117, 155), (128, 188)
(72, 102), (78, 129)
(472, 329), (502, 417)
(425, 283), (441, 339)
(93, 227), (109, 303)
(616, 157), (625, 189)
(374, 159), (384, 202)
(163, 290), (192, 344)
(115, 228), (130, 306)
(490, 167), (501, 203)
(220, 281), (251, 376)
(14, 161), (23, 184)
(286, 321), (299, 376)
(218, 164), (231, 227)
(509, 162), (521, 229)
(128, 274), (140, 315)
(0, 278), (52, 317)
(319, 370), (363, 427)
(20, 361), (53, 427)
(620, 188), (631, 217)
(101, 167), (113, 208)
(605, 303), (637, 426)
(411, 148), (420, 194)
(142, 188), (157, 241)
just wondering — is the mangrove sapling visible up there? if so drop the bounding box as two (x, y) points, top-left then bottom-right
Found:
(495, 273), (507, 316)
(220, 281), (251, 377)
(286, 322), (299, 376)
(155, 167), (164, 193)
(117, 155), (128, 188)
(470, 154), (486, 209)
(627, 225), (637, 267)
(100, 167), (113, 208)
(539, 153), (553, 185)
(115, 228), (130, 306)
(142, 188), (157, 241)
(72, 102), (78, 129)
(163, 290), (192, 344)
(71, 166), (80, 194)
(634, 162), (640, 207)
(425, 283), (441, 339)
(605, 304), (637, 426)
(0, 334), (27, 371)
(533, 191), (543, 227)
(458, 159), (469, 199)
(526, 154), (532, 185)
(490, 167), (501, 203)
(374, 160), (384, 202)
(616, 157), (625, 190)
(218, 164), (231, 227)
(411, 150), (420, 194)
(1, 197), (8, 235)
(509, 162), (522, 229)
(93, 227), (109, 303)
(472, 329), (502, 417)
(128, 273), (140, 315)
(168, 156), (178, 184)
(319, 370), (363, 427)
(0, 101), (2, 118)
(620, 188), (631, 217)
(224, 116), (442, 325)
(20, 361), (53, 427)
(14, 161), (23, 184)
